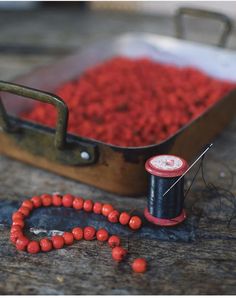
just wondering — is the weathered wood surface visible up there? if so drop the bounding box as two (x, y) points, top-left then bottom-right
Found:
(0, 7), (236, 295)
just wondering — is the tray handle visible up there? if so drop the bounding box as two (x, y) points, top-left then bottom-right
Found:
(175, 7), (233, 47)
(0, 81), (68, 149)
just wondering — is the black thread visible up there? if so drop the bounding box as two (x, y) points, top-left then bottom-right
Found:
(184, 156), (205, 201)
(147, 174), (184, 219)
(188, 157), (236, 227)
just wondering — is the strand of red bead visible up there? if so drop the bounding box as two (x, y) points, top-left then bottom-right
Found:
(10, 193), (147, 273)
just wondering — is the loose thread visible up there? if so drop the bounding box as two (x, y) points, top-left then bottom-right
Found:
(184, 156), (205, 202)
(188, 157), (236, 227)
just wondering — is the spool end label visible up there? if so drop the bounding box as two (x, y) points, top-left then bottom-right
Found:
(150, 155), (183, 171)
(145, 154), (188, 178)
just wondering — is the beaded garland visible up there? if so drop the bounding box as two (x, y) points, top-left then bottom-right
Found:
(10, 193), (147, 273)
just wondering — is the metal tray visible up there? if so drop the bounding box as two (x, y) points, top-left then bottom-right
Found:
(0, 33), (236, 196)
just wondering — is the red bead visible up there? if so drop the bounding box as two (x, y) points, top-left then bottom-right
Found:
(31, 196), (42, 208)
(112, 246), (127, 262)
(22, 56), (236, 147)
(131, 258), (147, 273)
(62, 194), (74, 208)
(51, 235), (65, 249)
(72, 227), (83, 240)
(84, 226), (96, 240)
(10, 230), (23, 244)
(12, 219), (25, 228)
(108, 210), (120, 223)
(96, 228), (109, 242)
(108, 235), (121, 248)
(102, 204), (113, 217)
(10, 225), (22, 234)
(16, 236), (29, 251)
(119, 212), (131, 225)
(83, 199), (93, 212)
(41, 194), (52, 207)
(18, 206), (30, 217)
(129, 216), (142, 230)
(93, 202), (103, 214)
(73, 197), (84, 210)
(63, 232), (74, 245)
(40, 238), (53, 252)
(41, 193), (50, 198)
(12, 211), (24, 221)
(52, 194), (62, 207)
(21, 200), (34, 211)
(27, 241), (40, 254)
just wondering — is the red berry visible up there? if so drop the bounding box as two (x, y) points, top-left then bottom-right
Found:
(52, 194), (62, 207)
(84, 226), (96, 240)
(12, 219), (25, 228)
(131, 258), (147, 273)
(12, 211), (24, 221)
(18, 206), (30, 217)
(27, 241), (40, 254)
(41, 194), (52, 207)
(40, 238), (53, 252)
(102, 204), (113, 217)
(93, 202), (103, 214)
(62, 194), (74, 208)
(96, 228), (109, 242)
(108, 210), (120, 223)
(119, 212), (131, 225)
(16, 236), (29, 251)
(83, 199), (93, 212)
(129, 216), (142, 230)
(73, 197), (84, 210)
(72, 227), (83, 240)
(51, 235), (64, 249)
(21, 200), (34, 211)
(10, 230), (23, 244)
(108, 235), (121, 248)
(112, 246), (127, 262)
(31, 196), (42, 208)
(63, 232), (74, 245)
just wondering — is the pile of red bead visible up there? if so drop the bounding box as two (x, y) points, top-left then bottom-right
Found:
(10, 193), (147, 273)
(21, 56), (236, 147)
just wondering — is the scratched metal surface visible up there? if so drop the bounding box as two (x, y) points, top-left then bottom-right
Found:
(0, 7), (236, 295)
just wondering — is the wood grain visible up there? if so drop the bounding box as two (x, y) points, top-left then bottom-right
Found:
(0, 7), (236, 295)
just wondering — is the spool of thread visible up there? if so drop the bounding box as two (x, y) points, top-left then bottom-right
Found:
(144, 154), (188, 226)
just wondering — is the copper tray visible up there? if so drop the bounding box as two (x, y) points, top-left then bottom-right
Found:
(0, 33), (236, 196)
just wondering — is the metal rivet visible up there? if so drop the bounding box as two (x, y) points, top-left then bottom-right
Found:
(80, 151), (90, 160)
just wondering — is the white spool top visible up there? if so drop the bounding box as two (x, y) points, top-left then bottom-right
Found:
(145, 154), (188, 178)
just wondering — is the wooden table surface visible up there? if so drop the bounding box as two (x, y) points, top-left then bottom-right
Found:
(0, 7), (236, 295)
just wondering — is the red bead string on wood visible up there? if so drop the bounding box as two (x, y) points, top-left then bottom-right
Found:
(10, 193), (147, 273)
(21, 57), (236, 147)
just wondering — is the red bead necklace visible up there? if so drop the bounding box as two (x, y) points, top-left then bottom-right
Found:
(10, 193), (147, 273)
